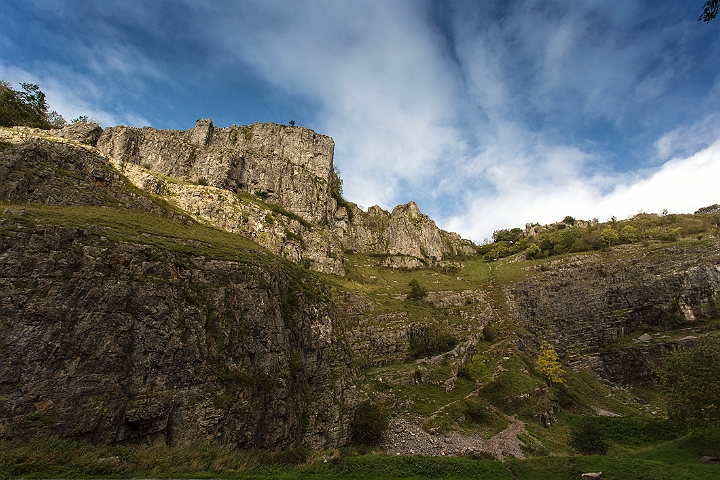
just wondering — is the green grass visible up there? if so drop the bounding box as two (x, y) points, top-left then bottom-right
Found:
(3, 437), (720, 479)
(1, 203), (263, 261)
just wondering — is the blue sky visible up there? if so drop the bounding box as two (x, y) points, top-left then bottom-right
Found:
(2, 0), (720, 241)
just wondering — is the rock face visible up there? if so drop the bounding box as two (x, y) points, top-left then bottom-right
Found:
(0, 139), (166, 215)
(0, 219), (353, 449)
(56, 122), (103, 146)
(0, 136), (354, 449)
(338, 202), (476, 263)
(571, 335), (703, 385)
(507, 244), (720, 356)
(97, 120), (476, 273)
(98, 120), (336, 226)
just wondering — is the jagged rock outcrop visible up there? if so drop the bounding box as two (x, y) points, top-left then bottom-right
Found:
(96, 120), (476, 273)
(97, 120), (336, 226)
(507, 244), (720, 356)
(337, 202), (476, 264)
(55, 122), (103, 146)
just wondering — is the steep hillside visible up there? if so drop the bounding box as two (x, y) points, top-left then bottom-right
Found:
(1, 122), (719, 461)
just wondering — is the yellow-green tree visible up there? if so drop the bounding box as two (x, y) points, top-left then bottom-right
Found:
(537, 343), (565, 383)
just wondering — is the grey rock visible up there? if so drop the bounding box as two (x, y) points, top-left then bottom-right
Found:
(57, 122), (103, 146)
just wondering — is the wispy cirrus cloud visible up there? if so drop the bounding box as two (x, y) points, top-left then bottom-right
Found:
(1, 0), (718, 242)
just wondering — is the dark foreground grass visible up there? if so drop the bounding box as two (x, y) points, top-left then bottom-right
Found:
(3, 437), (720, 480)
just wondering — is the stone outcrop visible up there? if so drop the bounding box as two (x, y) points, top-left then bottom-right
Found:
(570, 335), (705, 385)
(56, 122), (103, 146)
(97, 120), (336, 226)
(507, 244), (720, 356)
(96, 120), (476, 273)
(0, 218), (354, 449)
(337, 202), (476, 262)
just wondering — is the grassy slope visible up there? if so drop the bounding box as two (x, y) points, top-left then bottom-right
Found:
(2, 206), (718, 476)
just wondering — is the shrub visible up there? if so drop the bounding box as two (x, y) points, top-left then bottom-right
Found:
(241, 125), (253, 141)
(525, 243), (541, 260)
(536, 343), (565, 384)
(598, 227), (619, 247)
(619, 224), (639, 243)
(457, 354), (491, 382)
(408, 324), (457, 359)
(569, 418), (609, 455)
(407, 278), (427, 300)
(351, 401), (389, 446)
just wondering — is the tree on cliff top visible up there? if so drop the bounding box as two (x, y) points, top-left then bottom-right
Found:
(0, 80), (65, 129)
(659, 335), (720, 432)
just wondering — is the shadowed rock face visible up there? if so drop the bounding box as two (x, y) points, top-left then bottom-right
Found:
(0, 223), (354, 448)
(0, 134), (354, 449)
(507, 244), (720, 356)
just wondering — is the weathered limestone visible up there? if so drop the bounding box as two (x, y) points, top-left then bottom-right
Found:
(338, 202), (476, 261)
(97, 120), (477, 273)
(98, 120), (336, 226)
(0, 221), (354, 449)
(507, 245), (720, 356)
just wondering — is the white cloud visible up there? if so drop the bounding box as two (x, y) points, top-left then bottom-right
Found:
(655, 114), (720, 162)
(0, 62), (149, 127)
(4, 0), (718, 247)
(444, 135), (720, 242)
(200, 0), (470, 209)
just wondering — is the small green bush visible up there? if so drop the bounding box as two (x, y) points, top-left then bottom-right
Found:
(241, 125), (253, 141)
(351, 401), (389, 446)
(407, 278), (427, 300)
(408, 323), (457, 359)
(525, 243), (541, 260)
(570, 418), (609, 455)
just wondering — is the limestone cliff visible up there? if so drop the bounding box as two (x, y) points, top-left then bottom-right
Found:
(506, 242), (720, 363)
(4, 122), (719, 455)
(336, 202), (476, 267)
(0, 133), (354, 449)
(98, 120), (336, 226)
(96, 120), (476, 273)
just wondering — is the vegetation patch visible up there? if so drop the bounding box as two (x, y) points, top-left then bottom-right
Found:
(407, 323), (458, 359)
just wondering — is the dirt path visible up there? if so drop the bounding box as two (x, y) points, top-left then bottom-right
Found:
(381, 415), (530, 460)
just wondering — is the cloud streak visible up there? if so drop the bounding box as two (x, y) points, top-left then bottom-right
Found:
(1, 0), (719, 242)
